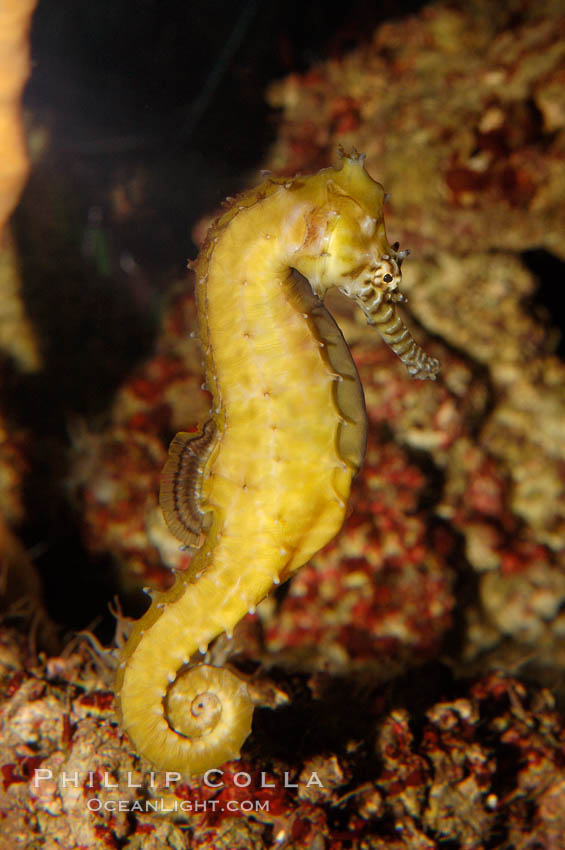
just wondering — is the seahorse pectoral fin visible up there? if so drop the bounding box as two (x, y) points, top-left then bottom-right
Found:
(160, 419), (217, 548)
(364, 297), (440, 381)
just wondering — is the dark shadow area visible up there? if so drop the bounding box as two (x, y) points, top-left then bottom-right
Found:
(522, 249), (565, 360)
(249, 661), (458, 771)
(250, 670), (382, 771)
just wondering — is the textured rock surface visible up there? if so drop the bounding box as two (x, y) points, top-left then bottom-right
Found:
(2, 630), (565, 849)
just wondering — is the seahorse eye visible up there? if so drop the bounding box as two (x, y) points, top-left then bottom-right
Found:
(383, 273), (393, 283)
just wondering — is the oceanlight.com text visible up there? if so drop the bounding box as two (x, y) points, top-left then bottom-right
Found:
(87, 798), (270, 813)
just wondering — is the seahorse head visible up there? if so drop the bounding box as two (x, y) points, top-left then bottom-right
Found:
(295, 152), (402, 304)
(295, 150), (439, 380)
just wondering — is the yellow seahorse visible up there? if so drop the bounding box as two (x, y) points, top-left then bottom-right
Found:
(116, 150), (439, 776)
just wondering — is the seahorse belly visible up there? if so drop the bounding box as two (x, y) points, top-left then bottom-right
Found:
(203, 268), (354, 573)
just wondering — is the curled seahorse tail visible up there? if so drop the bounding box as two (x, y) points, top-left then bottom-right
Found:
(117, 555), (257, 776)
(118, 659), (252, 775)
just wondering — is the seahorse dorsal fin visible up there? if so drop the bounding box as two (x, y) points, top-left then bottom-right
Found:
(160, 420), (217, 547)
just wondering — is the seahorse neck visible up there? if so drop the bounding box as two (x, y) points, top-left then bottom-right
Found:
(195, 188), (313, 407)
(202, 191), (308, 289)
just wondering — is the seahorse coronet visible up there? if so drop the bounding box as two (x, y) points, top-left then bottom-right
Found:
(116, 150), (439, 776)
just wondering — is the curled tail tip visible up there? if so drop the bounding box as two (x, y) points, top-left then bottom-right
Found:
(120, 658), (254, 776)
